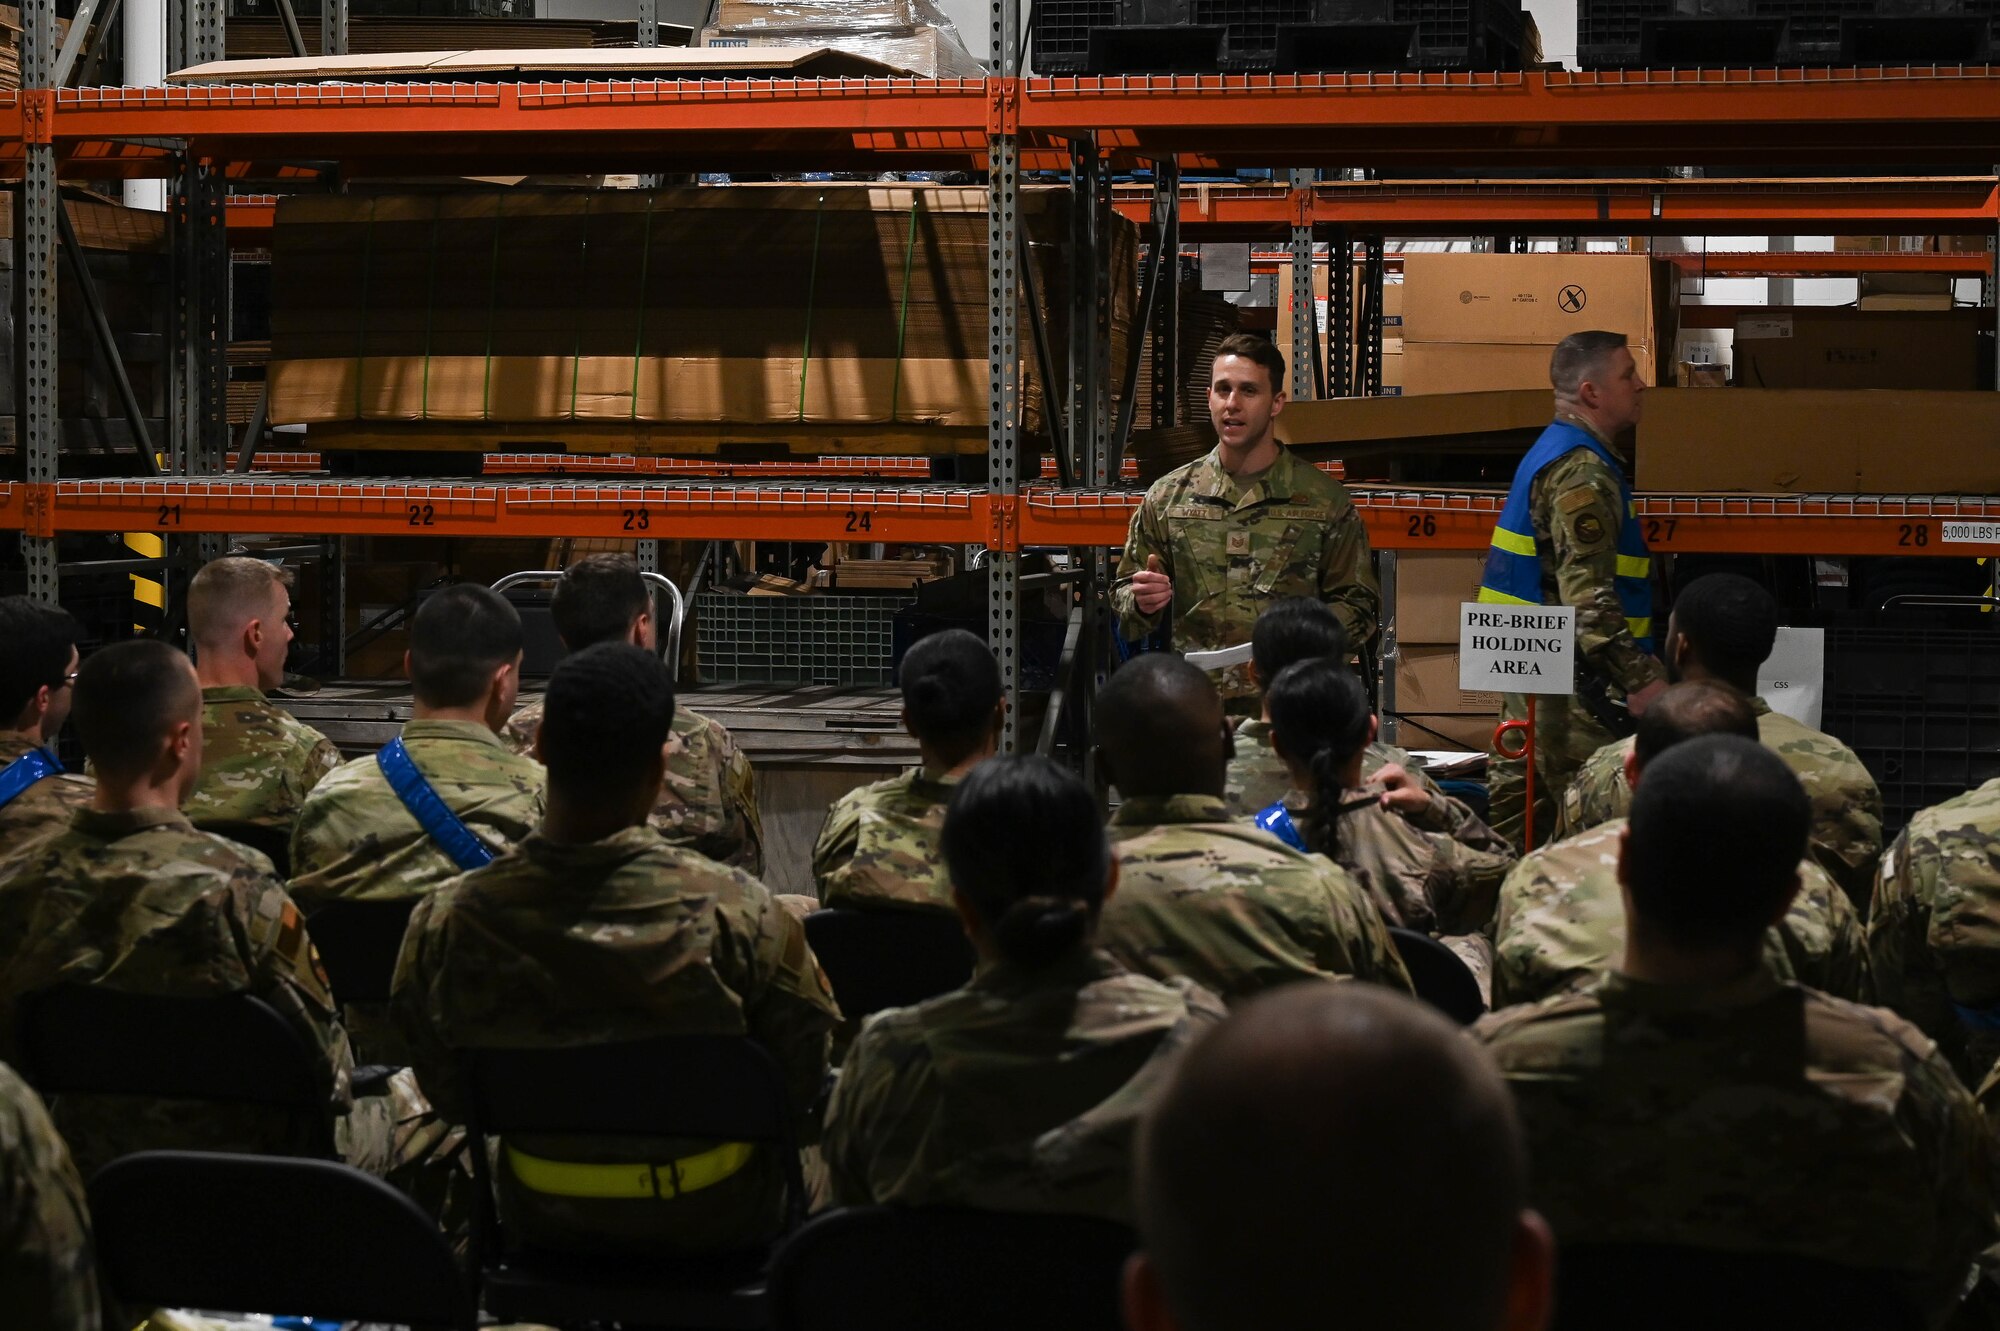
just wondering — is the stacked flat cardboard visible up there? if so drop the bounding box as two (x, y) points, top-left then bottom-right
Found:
(223, 15), (678, 58)
(1399, 253), (1677, 396)
(1, 6), (74, 91)
(1390, 551), (1501, 752)
(698, 0), (982, 79)
(1731, 308), (1980, 390)
(267, 186), (1135, 441)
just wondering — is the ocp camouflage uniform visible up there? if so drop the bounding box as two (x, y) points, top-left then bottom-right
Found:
(823, 949), (1224, 1223)
(1110, 447), (1380, 709)
(505, 696), (765, 876)
(1555, 695), (1884, 910)
(1476, 967), (1994, 1327)
(183, 684), (342, 834)
(391, 824), (839, 1257)
(1487, 424), (1665, 850)
(1870, 778), (2000, 1086)
(1099, 794), (1412, 1001)
(0, 1061), (100, 1331)
(288, 719), (545, 914)
(0, 807), (355, 1180)
(1223, 717), (1439, 816)
(1490, 818), (1872, 1009)
(812, 768), (958, 912)
(0, 735), (94, 859)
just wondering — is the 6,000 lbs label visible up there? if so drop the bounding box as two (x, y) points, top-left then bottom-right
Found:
(1941, 522), (2000, 545)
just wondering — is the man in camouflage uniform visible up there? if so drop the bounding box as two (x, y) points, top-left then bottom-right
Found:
(1127, 985), (1555, 1331)
(1480, 332), (1666, 850)
(502, 552), (764, 875)
(1555, 572), (1883, 912)
(393, 643), (837, 1257)
(813, 628), (1003, 912)
(182, 556), (342, 850)
(1112, 334), (1379, 715)
(1478, 735), (1991, 1329)
(824, 755), (1223, 1223)
(1870, 779), (2000, 1087)
(1224, 596), (1439, 816)
(1492, 682), (1869, 1009)
(290, 583), (544, 914)
(0, 1061), (101, 1331)
(0, 641), (359, 1180)
(0, 597), (92, 858)
(1092, 654), (1411, 1002)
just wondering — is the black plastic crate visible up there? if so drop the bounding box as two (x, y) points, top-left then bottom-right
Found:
(1819, 626), (2000, 843)
(1033, 0), (1524, 72)
(1579, 0), (1993, 65)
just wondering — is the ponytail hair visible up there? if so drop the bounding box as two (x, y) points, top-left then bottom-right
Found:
(1265, 659), (1373, 856)
(941, 755), (1109, 970)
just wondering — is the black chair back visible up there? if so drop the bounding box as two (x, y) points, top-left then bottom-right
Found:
(1387, 927), (1486, 1025)
(191, 819), (293, 879)
(17, 985), (334, 1153)
(804, 908), (976, 1020)
(90, 1150), (476, 1331)
(307, 897), (420, 1006)
(1555, 1243), (1922, 1331)
(770, 1205), (1136, 1331)
(463, 1034), (809, 1244)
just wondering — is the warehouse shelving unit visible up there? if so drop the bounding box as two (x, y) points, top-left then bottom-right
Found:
(9, 15), (2000, 748)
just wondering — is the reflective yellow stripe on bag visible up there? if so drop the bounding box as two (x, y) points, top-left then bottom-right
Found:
(505, 1140), (756, 1200)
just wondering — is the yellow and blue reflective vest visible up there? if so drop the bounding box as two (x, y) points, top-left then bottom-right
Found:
(1476, 420), (1653, 654)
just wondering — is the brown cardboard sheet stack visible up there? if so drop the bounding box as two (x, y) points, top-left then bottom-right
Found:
(222, 15), (679, 59)
(1, 6), (73, 91)
(1391, 552), (1502, 753)
(1399, 253), (1677, 396)
(267, 186), (1136, 453)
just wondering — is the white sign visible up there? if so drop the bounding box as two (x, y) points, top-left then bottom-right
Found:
(1943, 522), (2000, 545)
(1757, 626), (1825, 730)
(1459, 603), (1576, 695)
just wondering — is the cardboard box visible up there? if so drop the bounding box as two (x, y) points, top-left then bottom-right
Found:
(1277, 387), (1549, 453)
(1400, 253), (1676, 358)
(697, 23), (984, 77)
(1636, 388), (2000, 492)
(1731, 308), (1980, 391)
(1856, 272), (1956, 312)
(1395, 551), (1487, 644)
(1676, 361), (1728, 387)
(1394, 644), (1503, 719)
(1392, 712), (1498, 753)
(1403, 342), (1552, 396)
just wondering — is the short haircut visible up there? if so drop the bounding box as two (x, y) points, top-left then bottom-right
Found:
(899, 629), (1002, 760)
(1265, 659), (1373, 854)
(408, 584), (523, 708)
(1251, 597), (1349, 690)
(1213, 332), (1286, 395)
(538, 642), (675, 805)
(1137, 983), (1530, 1331)
(73, 639), (199, 781)
(1632, 679), (1758, 768)
(942, 755), (1110, 971)
(188, 556), (293, 647)
(1549, 330), (1630, 397)
(1624, 734), (1808, 951)
(1671, 573), (1780, 691)
(1096, 653), (1226, 799)
(0, 596), (82, 724)
(552, 553), (651, 651)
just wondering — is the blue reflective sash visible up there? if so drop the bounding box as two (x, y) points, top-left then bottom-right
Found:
(1254, 801), (1307, 852)
(0, 748), (63, 811)
(1953, 999), (2000, 1034)
(374, 738), (495, 872)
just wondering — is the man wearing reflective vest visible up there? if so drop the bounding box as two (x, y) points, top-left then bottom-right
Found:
(1477, 331), (1665, 850)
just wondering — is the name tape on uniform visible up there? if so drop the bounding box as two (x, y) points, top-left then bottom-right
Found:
(1459, 603), (1576, 696)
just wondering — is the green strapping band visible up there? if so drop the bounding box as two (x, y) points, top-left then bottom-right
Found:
(354, 196), (378, 419)
(888, 195), (919, 424)
(420, 196), (441, 421)
(796, 192), (827, 423)
(570, 195), (592, 422)
(482, 196), (503, 423)
(630, 193), (656, 422)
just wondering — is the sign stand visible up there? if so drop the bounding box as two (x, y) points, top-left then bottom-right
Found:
(1460, 602), (1578, 858)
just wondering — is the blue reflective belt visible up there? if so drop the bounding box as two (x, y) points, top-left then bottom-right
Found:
(0, 748), (63, 811)
(1254, 801), (1307, 852)
(375, 738), (495, 872)
(1953, 999), (2000, 1034)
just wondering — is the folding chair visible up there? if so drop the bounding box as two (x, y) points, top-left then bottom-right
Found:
(1387, 927), (1486, 1026)
(804, 907), (976, 1021)
(306, 896), (420, 1007)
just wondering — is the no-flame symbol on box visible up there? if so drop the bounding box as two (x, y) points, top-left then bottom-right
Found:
(1558, 285), (1587, 314)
